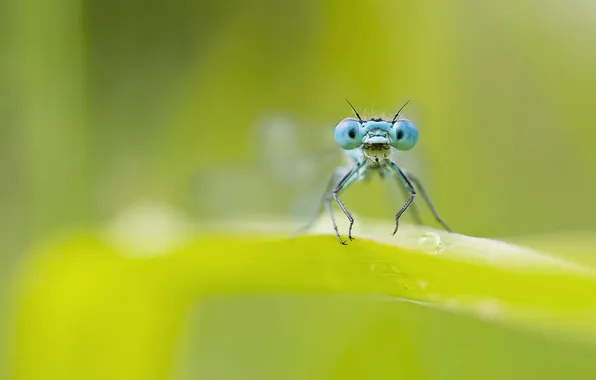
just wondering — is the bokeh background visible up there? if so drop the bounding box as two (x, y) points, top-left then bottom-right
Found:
(3, 0), (596, 378)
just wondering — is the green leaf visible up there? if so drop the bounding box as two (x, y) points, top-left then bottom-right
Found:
(10, 222), (596, 379)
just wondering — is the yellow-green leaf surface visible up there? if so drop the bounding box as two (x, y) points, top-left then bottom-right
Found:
(10, 218), (596, 380)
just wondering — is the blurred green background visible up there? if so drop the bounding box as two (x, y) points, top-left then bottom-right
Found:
(5, 0), (596, 254)
(3, 0), (596, 378)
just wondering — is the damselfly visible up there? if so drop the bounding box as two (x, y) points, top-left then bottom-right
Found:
(300, 100), (452, 245)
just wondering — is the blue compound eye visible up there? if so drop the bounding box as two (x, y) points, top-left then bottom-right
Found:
(334, 118), (363, 150)
(391, 119), (419, 150)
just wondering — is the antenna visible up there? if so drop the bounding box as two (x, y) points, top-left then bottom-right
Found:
(345, 99), (363, 122)
(392, 100), (411, 122)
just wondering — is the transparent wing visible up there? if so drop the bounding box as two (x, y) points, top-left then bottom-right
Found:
(190, 114), (346, 223)
(389, 147), (423, 175)
(254, 114), (348, 223)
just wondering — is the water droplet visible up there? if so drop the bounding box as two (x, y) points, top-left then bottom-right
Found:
(418, 231), (445, 254)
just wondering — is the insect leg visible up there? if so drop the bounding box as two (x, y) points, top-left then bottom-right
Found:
(387, 160), (416, 235)
(403, 171), (452, 232)
(331, 161), (365, 243)
(296, 166), (348, 235)
(395, 177), (423, 225)
(324, 197), (344, 244)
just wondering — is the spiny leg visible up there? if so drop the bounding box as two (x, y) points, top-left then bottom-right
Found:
(330, 162), (364, 243)
(325, 196), (345, 245)
(404, 171), (452, 232)
(332, 193), (355, 241)
(396, 178), (423, 225)
(381, 168), (422, 225)
(296, 166), (348, 235)
(387, 160), (416, 235)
